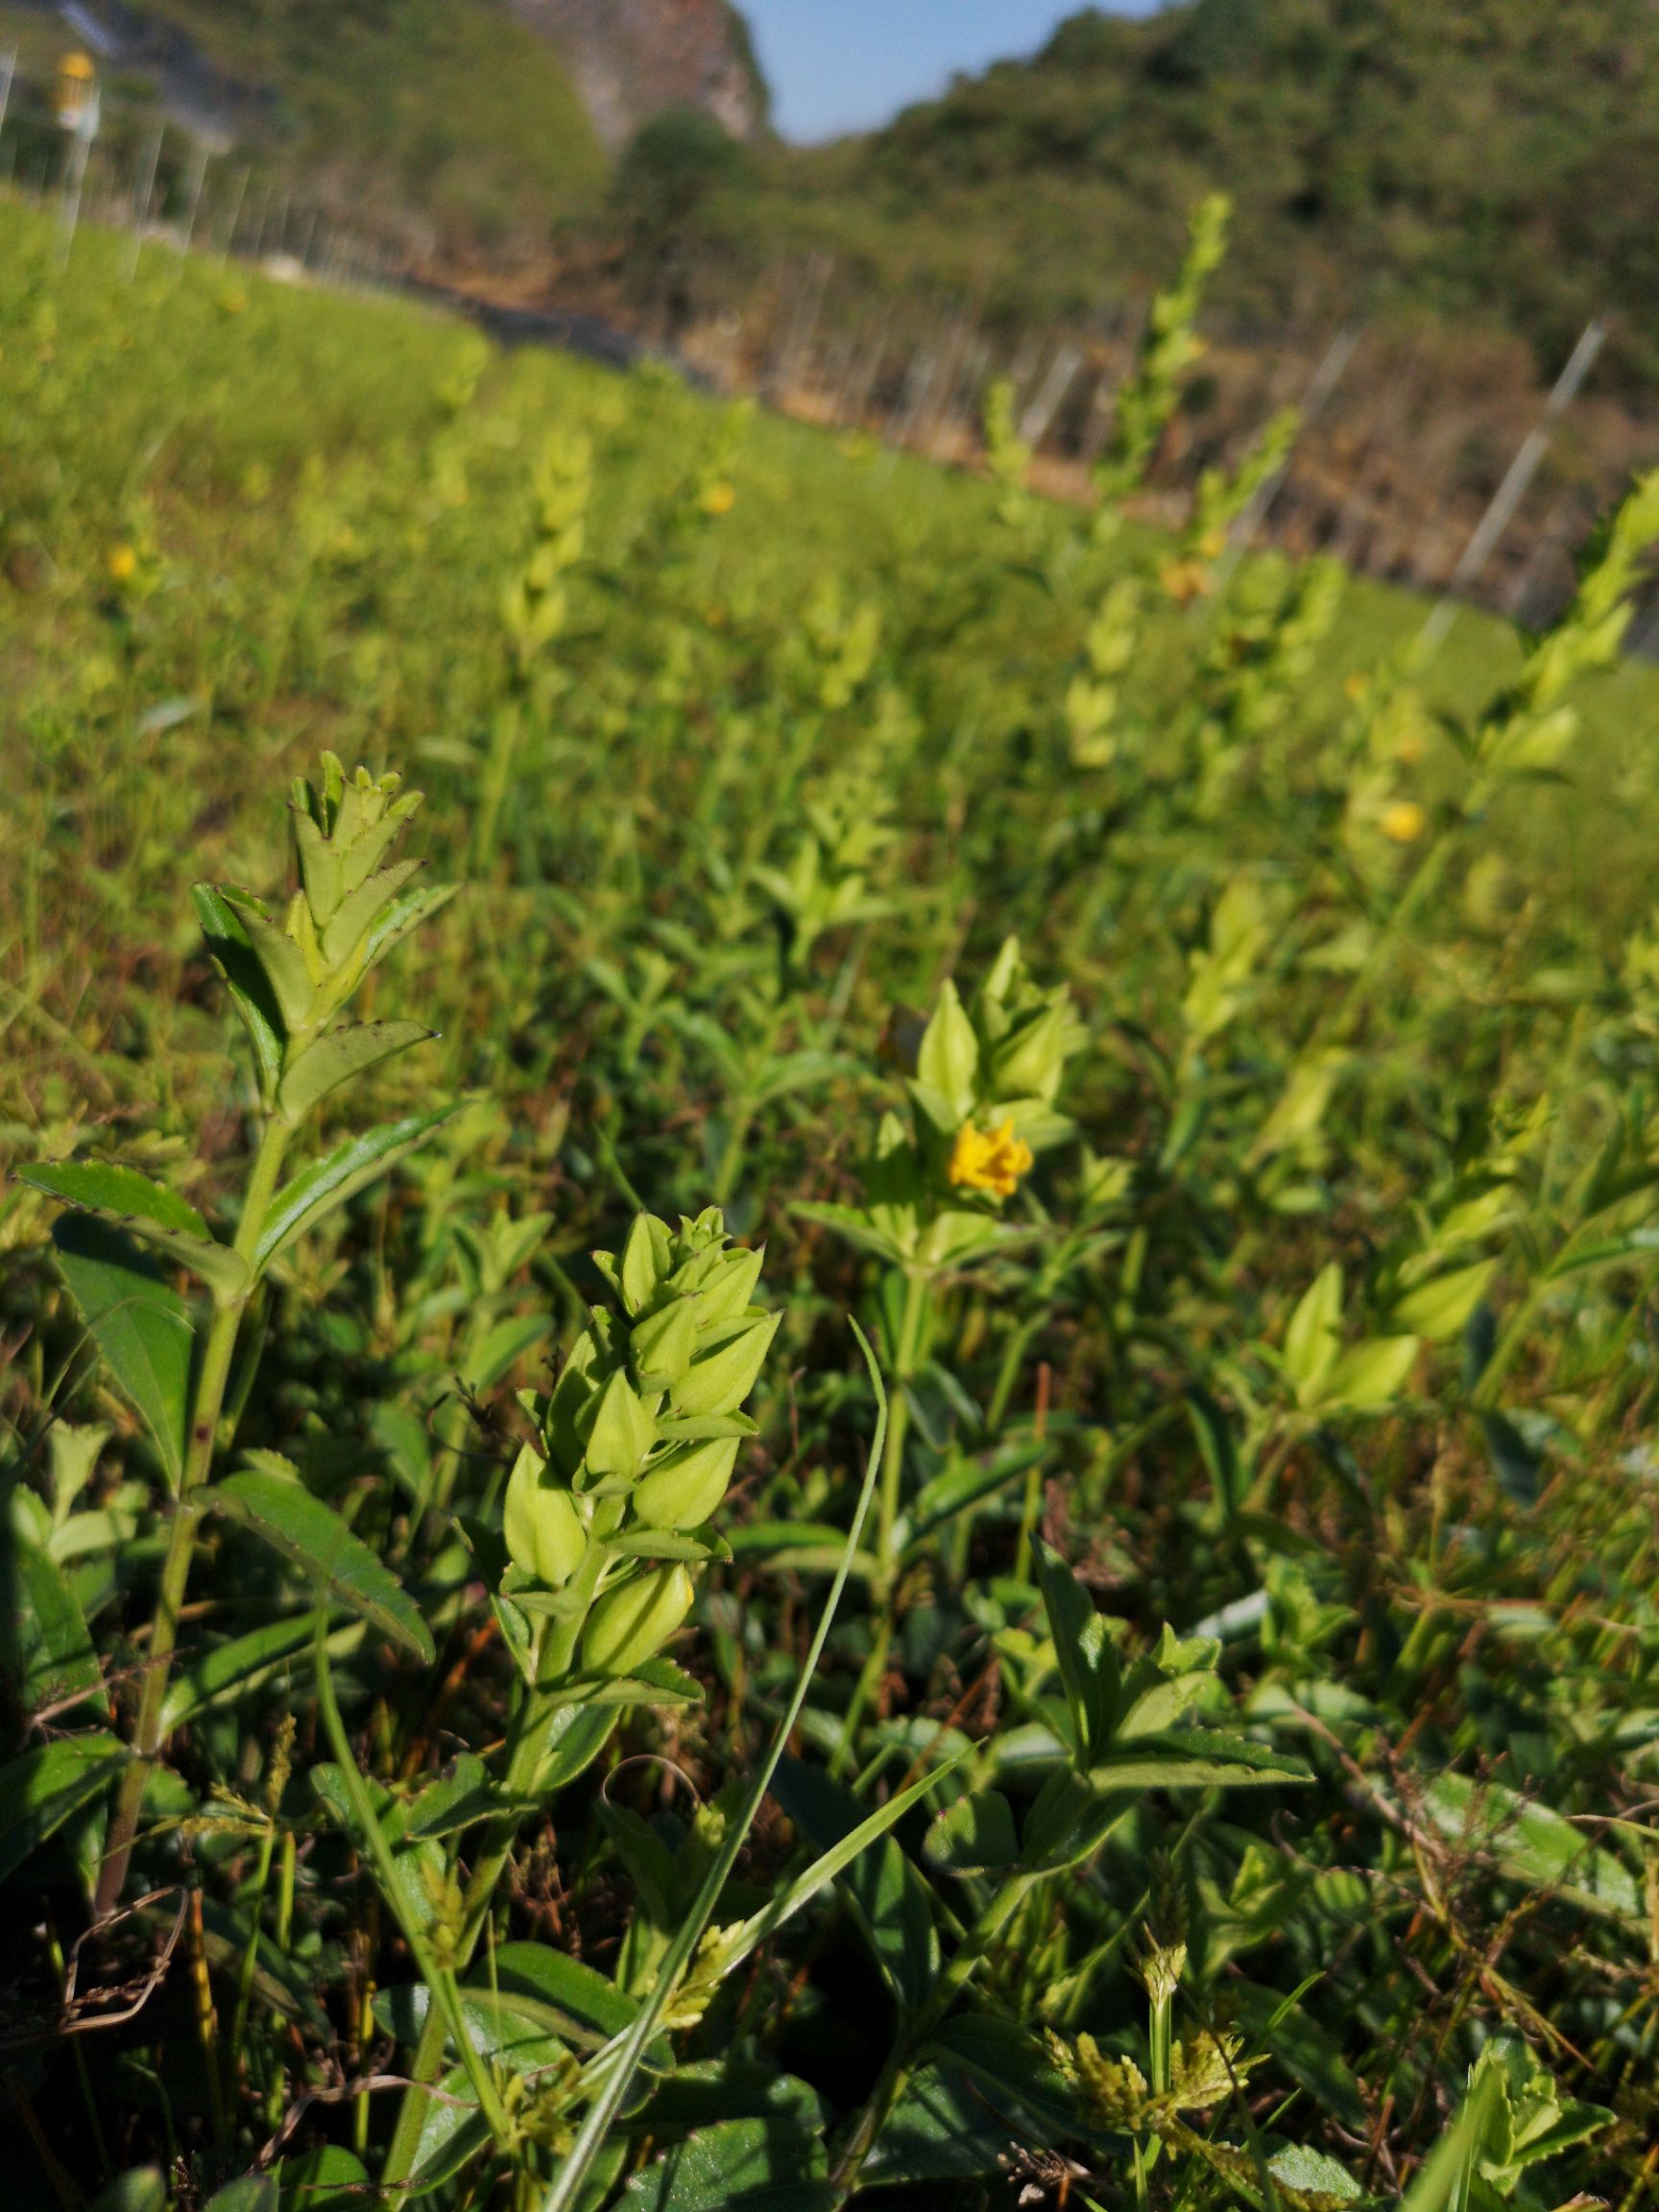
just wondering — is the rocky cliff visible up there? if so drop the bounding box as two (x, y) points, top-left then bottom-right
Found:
(508, 0), (766, 150)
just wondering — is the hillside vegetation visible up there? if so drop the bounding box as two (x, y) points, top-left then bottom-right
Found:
(0, 0), (608, 248)
(5, 196), (1659, 2207)
(725, 0), (1659, 385)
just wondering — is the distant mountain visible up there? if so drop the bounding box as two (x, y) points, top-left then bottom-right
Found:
(508, 0), (767, 150)
(729, 0), (1659, 387)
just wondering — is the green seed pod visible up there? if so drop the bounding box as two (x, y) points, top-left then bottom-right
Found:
(582, 1367), (658, 1479)
(674, 1310), (781, 1419)
(502, 1445), (586, 1586)
(631, 1435), (740, 1530)
(583, 1565), (694, 1675)
(689, 1244), (764, 1329)
(630, 1296), (696, 1390)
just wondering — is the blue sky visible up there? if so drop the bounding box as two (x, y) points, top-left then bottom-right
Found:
(742, 2), (1161, 144)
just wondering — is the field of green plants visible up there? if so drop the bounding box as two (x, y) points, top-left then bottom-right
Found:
(5, 194), (1659, 2212)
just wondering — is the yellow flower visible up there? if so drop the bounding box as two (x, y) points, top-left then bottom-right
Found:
(701, 480), (736, 517)
(1380, 800), (1426, 844)
(107, 544), (137, 584)
(1158, 557), (1212, 606)
(948, 1118), (1033, 1198)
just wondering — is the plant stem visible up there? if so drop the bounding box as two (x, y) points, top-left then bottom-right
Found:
(830, 1265), (926, 1777)
(829, 1868), (1036, 2197)
(382, 1544), (612, 2187)
(313, 1614), (515, 2149)
(96, 1114), (293, 1919)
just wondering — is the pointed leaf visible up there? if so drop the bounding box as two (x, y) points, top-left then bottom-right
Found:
(1318, 1334), (1419, 1410)
(360, 880), (460, 976)
(0, 1732), (126, 1882)
(254, 1104), (461, 1270)
(916, 979), (980, 1119)
(923, 1789), (1020, 1875)
(24, 1160), (249, 1305)
(20, 1160), (208, 1238)
(53, 1216), (193, 1484)
(276, 1020), (435, 1124)
(1031, 1536), (1108, 1760)
(320, 857), (421, 967)
(219, 887), (315, 1032)
(210, 1470), (434, 1662)
(192, 882), (285, 1099)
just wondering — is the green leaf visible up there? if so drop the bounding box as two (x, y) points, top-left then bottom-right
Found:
(21, 1159), (209, 1238)
(489, 1940), (671, 2065)
(1425, 1773), (1641, 1924)
(1032, 1536), (1112, 1760)
(403, 2064), (495, 2193)
(373, 1979), (567, 2074)
(916, 979), (979, 1119)
(54, 1215), (193, 1484)
(792, 1201), (914, 1265)
(8, 1516), (102, 1714)
(1316, 1334), (1419, 1410)
(1268, 2145), (1362, 2203)
(465, 1310), (552, 1393)
(192, 882), (285, 1100)
(320, 856), (422, 966)
(718, 1754), (967, 1989)
(0, 1732), (126, 1882)
(161, 1613), (357, 1733)
(219, 887), (316, 1033)
(23, 1159), (250, 1304)
(255, 1104), (461, 1271)
(923, 1788), (1020, 1875)
(1394, 1260), (1497, 1340)
(1185, 1387), (1245, 1519)
(400, 1754), (530, 1839)
(202, 2179), (278, 2212)
(1284, 1262), (1343, 1403)
(860, 2063), (1012, 2186)
(91, 2171), (171, 2212)
(769, 1758), (941, 2009)
(276, 1019), (435, 1123)
(536, 1704), (619, 1791)
(272, 2148), (370, 2212)
(1086, 1728), (1313, 1792)
(620, 2117), (830, 2211)
(359, 880), (460, 976)
(210, 1470), (434, 1662)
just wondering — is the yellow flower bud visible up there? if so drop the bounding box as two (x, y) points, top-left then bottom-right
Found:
(108, 544), (137, 584)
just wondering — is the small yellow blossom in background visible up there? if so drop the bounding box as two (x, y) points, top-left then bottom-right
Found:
(1380, 800), (1427, 843)
(949, 1118), (1033, 1198)
(1393, 728), (1425, 765)
(701, 480), (736, 517)
(1343, 671), (1369, 703)
(1197, 526), (1227, 561)
(1159, 557), (1213, 606)
(107, 544), (137, 584)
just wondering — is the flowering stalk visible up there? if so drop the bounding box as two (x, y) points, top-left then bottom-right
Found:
(24, 753), (457, 1917)
(382, 1206), (776, 2187)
